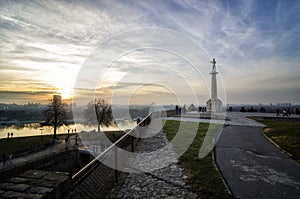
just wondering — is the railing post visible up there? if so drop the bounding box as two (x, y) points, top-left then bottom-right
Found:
(114, 146), (118, 184)
(131, 136), (134, 152)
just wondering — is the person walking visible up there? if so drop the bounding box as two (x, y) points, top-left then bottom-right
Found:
(282, 109), (288, 117)
(8, 152), (12, 164)
(276, 109), (280, 117)
(75, 135), (78, 145)
(2, 154), (6, 165)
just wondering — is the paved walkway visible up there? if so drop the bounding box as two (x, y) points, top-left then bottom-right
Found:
(0, 135), (78, 172)
(168, 112), (300, 198)
(216, 125), (300, 199)
(168, 111), (300, 127)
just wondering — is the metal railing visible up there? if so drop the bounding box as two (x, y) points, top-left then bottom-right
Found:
(71, 112), (152, 198)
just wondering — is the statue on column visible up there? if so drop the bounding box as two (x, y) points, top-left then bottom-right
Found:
(210, 58), (216, 72)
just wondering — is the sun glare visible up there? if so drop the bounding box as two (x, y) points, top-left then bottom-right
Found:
(59, 87), (73, 100)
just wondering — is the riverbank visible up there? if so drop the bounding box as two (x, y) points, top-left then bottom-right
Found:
(0, 129), (129, 163)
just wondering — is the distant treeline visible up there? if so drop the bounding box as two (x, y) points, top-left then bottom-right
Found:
(0, 109), (73, 123)
(129, 107), (150, 118)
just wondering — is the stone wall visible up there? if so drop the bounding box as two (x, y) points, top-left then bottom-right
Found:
(0, 170), (71, 198)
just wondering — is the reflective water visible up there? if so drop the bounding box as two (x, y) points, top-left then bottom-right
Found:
(0, 122), (134, 139)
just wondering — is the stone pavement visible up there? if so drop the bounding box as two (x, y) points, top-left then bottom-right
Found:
(114, 131), (197, 199)
(0, 170), (70, 198)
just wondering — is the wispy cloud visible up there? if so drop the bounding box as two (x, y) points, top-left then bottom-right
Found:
(0, 0), (299, 104)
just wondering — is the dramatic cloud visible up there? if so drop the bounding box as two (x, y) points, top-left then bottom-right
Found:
(0, 0), (299, 104)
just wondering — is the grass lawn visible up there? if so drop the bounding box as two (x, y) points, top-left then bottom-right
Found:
(163, 120), (232, 199)
(253, 117), (300, 162)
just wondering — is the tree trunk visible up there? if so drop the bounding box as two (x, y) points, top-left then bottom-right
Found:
(54, 125), (57, 139)
(54, 111), (58, 139)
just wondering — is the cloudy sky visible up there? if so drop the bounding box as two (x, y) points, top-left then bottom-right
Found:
(1, 0), (299, 105)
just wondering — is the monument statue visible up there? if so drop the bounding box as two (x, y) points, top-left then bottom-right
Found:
(206, 57), (223, 112)
(210, 58), (216, 72)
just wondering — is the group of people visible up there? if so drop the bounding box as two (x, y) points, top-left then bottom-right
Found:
(67, 128), (77, 134)
(7, 132), (14, 141)
(175, 105), (186, 114)
(65, 133), (79, 150)
(276, 108), (291, 117)
(2, 152), (13, 166)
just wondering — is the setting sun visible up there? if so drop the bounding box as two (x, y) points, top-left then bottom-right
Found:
(58, 87), (73, 100)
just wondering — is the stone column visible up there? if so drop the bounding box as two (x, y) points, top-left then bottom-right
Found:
(210, 71), (218, 101)
(206, 59), (222, 112)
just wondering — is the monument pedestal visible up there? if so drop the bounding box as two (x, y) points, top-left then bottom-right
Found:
(206, 98), (223, 112)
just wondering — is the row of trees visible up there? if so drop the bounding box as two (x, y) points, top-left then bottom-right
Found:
(46, 98), (113, 139)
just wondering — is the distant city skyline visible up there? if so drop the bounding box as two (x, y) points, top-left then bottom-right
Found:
(1, 0), (300, 105)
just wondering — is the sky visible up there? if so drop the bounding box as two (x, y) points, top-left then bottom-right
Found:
(1, 0), (300, 105)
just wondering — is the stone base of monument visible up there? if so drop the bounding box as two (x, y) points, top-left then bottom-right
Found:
(0, 170), (70, 199)
(206, 98), (223, 113)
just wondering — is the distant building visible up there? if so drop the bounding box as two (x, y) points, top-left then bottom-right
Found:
(188, 104), (197, 111)
(0, 103), (8, 110)
(53, 95), (62, 104)
(277, 103), (292, 107)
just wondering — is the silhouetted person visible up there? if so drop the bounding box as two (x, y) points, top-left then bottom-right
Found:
(2, 154), (6, 165)
(7, 132), (10, 141)
(276, 109), (280, 117)
(65, 137), (69, 150)
(282, 109), (288, 117)
(65, 137), (68, 144)
(10, 132), (13, 138)
(75, 135), (78, 145)
(8, 152), (12, 164)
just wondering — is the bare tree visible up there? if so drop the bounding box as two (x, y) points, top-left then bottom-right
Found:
(84, 98), (113, 132)
(45, 95), (65, 139)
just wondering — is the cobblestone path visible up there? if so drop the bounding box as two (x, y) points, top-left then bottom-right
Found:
(114, 132), (197, 199)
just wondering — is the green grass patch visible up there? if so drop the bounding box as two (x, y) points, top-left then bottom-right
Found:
(253, 117), (300, 161)
(163, 120), (232, 199)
